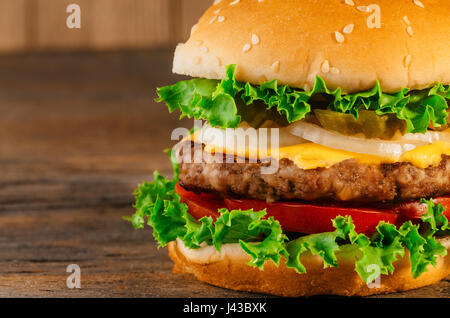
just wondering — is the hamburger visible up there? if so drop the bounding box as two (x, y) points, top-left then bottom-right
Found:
(127, 0), (450, 297)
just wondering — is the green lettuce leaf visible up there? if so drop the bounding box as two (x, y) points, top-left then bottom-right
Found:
(205, 207), (289, 268)
(238, 214), (289, 269)
(286, 232), (340, 272)
(398, 221), (444, 279)
(156, 65), (449, 133)
(210, 208), (267, 251)
(285, 215), (366, 273)
(156, 76), (241, 128)
(420, 198), (450, 233)
(354, 223), (405, 283)
(396, 199), (449, 278)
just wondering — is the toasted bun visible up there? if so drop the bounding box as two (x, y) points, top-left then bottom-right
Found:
(173, 0), (450, 93)
(168, 237), (450, 297)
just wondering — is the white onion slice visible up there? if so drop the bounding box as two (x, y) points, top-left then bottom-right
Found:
(399, 130), (450, 144)
(196, 122), (306, 150)
(287, 121), (429, 157)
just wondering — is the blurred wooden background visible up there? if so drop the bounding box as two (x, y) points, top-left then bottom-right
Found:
(0, 0), (212, 52)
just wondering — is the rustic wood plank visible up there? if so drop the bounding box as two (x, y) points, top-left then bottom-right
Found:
(180, 0), (212, 41)
(134, 0), (172, 48)
(31, 0), (91, 50)
(31, 0), (171, 51)
(87, 0), (171, 50)
(0, 0), (27, 52)
(0, 207), (268, 298)
(0, 0), (212, 52)
(0, 50), (447, 298)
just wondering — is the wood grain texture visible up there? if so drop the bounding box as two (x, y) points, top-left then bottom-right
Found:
(0, 0), (211, 52)
(0, 50), (448, 298)
(180, 0), (213, 41)
(0, 0), (27, 52)
(33, 0), (172, 50)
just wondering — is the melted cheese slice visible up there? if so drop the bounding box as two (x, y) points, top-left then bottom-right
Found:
(278, 142), (450, 170)
(188, 131), (450, 170)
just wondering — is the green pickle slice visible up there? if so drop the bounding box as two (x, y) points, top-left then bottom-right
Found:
(314, 109), (407, 139)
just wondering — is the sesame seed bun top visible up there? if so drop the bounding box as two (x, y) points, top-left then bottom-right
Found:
(172, 0), (450, 93)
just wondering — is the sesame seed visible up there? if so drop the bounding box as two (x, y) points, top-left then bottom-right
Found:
(252, 34), (260, 45)
(213, 0), (222, 4)
(209, 16), (217, 24)
(193, 57), (202, 65)
(218, 16), (226, 22)
(403, 16), (410, 25)
(258, 0), (264, 2)
(407, 26), (414, 36)
(343, 24), (354, 34)
(357, 6), (369, 12)
(413, 0), (424, 8)
(321, 60), (330, 74)
(335, 31), (345, 43)
(404, 55), (412, 67)
(214, 9), (221, 14)
(242, 43), (252, 52)
(330, 67), (340, 74)
(345, 0), (355, 6)
(230, 0), (240, 5)
(200, 46), (209, 53)
(271, 61), (280, 73)
(190, 24), (198, 35)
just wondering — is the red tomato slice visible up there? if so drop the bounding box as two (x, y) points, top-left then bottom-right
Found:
(224, 198), (398, 235)
(175, 183), (449, 236)
(175, 183), (223, 220)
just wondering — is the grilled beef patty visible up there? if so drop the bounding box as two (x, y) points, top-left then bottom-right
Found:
(177, 142), (450, 204)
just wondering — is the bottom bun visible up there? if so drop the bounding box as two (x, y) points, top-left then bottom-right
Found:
(168, 237), (450, 297)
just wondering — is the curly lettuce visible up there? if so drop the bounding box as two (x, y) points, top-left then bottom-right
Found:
(126, 155), (449, 285)
(156, 65), (449, 134)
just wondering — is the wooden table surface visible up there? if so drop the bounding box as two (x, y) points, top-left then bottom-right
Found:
(0, 50), (448, 298)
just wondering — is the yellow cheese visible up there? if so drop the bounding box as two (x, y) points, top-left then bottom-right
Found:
(278, 142), (450, 170)
(277, 143), (395, 170)
(401, 142), (450, 169)
(188, 131), (450, 170)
